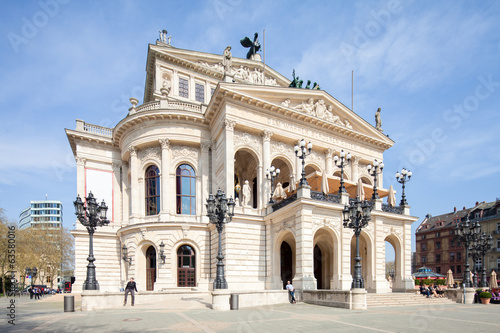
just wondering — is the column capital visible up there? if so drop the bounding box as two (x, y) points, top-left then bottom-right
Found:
(261, 130), (273, 141)
(224, 119), (236, 131)
(325, 148), (334, 157)
(129, 146), (137, 157)
(352, 156), (361, 164)
(75, 156), (86, 166)
(112, 162), (122, 172)
(201, 142), (211, 152)
(159, 138), (170, 149)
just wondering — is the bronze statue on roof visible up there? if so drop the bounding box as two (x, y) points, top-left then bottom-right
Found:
(240, 33), (261, 60)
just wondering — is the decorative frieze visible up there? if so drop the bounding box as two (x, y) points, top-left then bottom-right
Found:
(273, 218), (295, 234)
(196, 61), (279, 86)
(234, 131), (262, 155)
(270, 141), (292, 155)
(171, 146), (199, 160)
(138, 147), (161, 161)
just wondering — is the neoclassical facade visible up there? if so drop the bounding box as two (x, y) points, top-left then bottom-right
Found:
(66, 39), (417, 294)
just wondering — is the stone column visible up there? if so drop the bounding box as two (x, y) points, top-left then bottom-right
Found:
(293, 204), (316, 291)
(224, 119), (236, 197)
(351, 156), (360, 182)
(75, 156), (86, 198)
(200, 143), (211, 218)
(129, 147), (140, 221)
(295, 140), (302, 182)
(112, 162), (122, 225)
(262, 130), (273, 208)
(121, 162), (130, 227)
(159, 139), (171, 220)
(325, 148), (333, 175)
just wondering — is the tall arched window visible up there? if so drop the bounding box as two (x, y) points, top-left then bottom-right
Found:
(176, 164), (196, 214)
(145, 165), (160, 215)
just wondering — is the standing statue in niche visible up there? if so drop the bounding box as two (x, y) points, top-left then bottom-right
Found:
(222, 46), (232, 74)
(375, 107), (383, 132)
(240, 33), (261, 60)
(242, 180), (251, 207)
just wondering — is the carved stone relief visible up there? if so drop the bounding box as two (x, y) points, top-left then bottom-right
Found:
(270, 141), (292, 155)
(273, 218), (295, 234)
(234, 131), (262, 155)
(196, 61), (279, 86)
(171, 146), (199, 160)
(287, 98), (353, 129)
(138, 147), (161, 161)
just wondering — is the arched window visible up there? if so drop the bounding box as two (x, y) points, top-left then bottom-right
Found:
(177, 245), (196, 287)
(176, 164), (196, 214)
(145, 165), (160, 215)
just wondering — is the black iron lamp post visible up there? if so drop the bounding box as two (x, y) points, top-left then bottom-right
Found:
(73, 192), (109, 290)
(266, 165), (281, 204)
(294, 139), (313, 187)
(206, 189), (235, 289)
(474, 233), (493, 288)
(367, 159), (384, 200)
(334, 150), (351, 194)
(342, 196), (372, 289)
(454, 217), (481, 288)
(395, 168), (412, 206)
(25, 267), (37, 288)
(122, 244), (132, 265)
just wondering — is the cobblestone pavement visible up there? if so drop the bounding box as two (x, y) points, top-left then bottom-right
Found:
(1, 294), (500, 332)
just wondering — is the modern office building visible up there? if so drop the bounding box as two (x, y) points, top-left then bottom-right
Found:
(65, 34), (417, 294)
(19, 200), (63, 230)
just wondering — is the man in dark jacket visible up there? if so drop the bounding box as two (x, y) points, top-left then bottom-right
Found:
(123, 278), (137, 306)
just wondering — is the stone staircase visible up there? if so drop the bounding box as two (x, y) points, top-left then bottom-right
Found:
(366, 292), (456, 307)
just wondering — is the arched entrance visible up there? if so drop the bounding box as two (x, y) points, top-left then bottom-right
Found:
(280, 241), (293, 289)
(350, 232), (372, 289)
(177, 245), (196, 287)
(313, 228), (334, 289)
(234, 149), (259, 208)
(385, 234), (402, 290)
(146, 246), (156, 291)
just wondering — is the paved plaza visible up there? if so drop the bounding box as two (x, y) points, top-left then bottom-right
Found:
(1, 293), (499, 332)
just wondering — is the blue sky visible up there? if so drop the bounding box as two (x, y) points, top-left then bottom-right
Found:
(1, 0), (499, 255)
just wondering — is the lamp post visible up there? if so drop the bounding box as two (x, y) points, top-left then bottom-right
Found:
(454, 217), (481, 288)
(473, 233), (493, 288)
(73, 192), (109, 290)
(206, 189), (235, 289)
(367, 159), (384, 200)
(266, 165), (280, 204)
(342, 196), (372, 288)
(395, 168), (412, 206)
(334, 150), (351, 194)
(294, 139), (313, 187)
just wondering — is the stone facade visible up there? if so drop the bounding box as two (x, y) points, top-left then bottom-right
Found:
(65, 40), (417, 294)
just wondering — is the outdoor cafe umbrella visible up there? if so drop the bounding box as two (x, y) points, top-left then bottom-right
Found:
(289, 174), (296, 191)
(356, 178), (365, 200)
(321, 171), (329, 195)
(490, 271), (498, 289)
(445, 269), (455, 287)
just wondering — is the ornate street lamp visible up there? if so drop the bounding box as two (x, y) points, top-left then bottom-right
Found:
(294, 139), (313, 187)
(159, 241), (166, 264)
(367, 159), (384, 200)
(122, 244), (132, 265)
(454, 217), (481, 288)
(266, 165), (281, 204)
(334, 150), (351, 194)
(73, 192), (109, 290)
(343, 196), (372, 289)
(471, 233), (493, 288)
(206, 189), (235, 289)
(395, 168), (412, 206)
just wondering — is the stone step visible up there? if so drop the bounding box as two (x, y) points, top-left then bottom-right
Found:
(366, 293), (456, 307)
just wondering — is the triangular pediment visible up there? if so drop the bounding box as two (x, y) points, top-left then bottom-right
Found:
(207, 83), (394, 150)
(145, 43), (290, 102)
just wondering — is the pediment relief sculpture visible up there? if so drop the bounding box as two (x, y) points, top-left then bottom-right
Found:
(280, 98), (354, 129)
(196, 61), (278, 86)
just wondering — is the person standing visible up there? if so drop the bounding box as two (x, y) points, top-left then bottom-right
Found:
(123, 278), (137, 306)
(286, 281), (296, 304)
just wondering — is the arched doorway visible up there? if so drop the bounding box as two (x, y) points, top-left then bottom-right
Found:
(280, 241), (293, 289)
(146, 246), (156, 291)
(313, 228), (334, 289)
(350, 232), (372, 289)
(177, 245), (196, 287)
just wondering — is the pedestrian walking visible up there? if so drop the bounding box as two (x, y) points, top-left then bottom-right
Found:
(286, 281), (296, 304)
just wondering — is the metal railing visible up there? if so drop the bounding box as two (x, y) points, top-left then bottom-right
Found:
(310, 191), (341, 204)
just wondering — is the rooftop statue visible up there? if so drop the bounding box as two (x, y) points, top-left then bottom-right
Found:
(240, 33), (261, 60)
(288, 70), (320, 89)
(375, 107), (383, 132)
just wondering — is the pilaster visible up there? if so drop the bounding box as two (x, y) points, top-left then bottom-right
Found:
(129, 147), (140, 221)
(159, 139), (171, 220)
(262, 130), (272, 208)
(200, 143), (211, 217)
(293, 203), (316, 290)
(76, 156), (86, 198)
(224, 119), (236, 196)
(325, 148), (333, 175)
